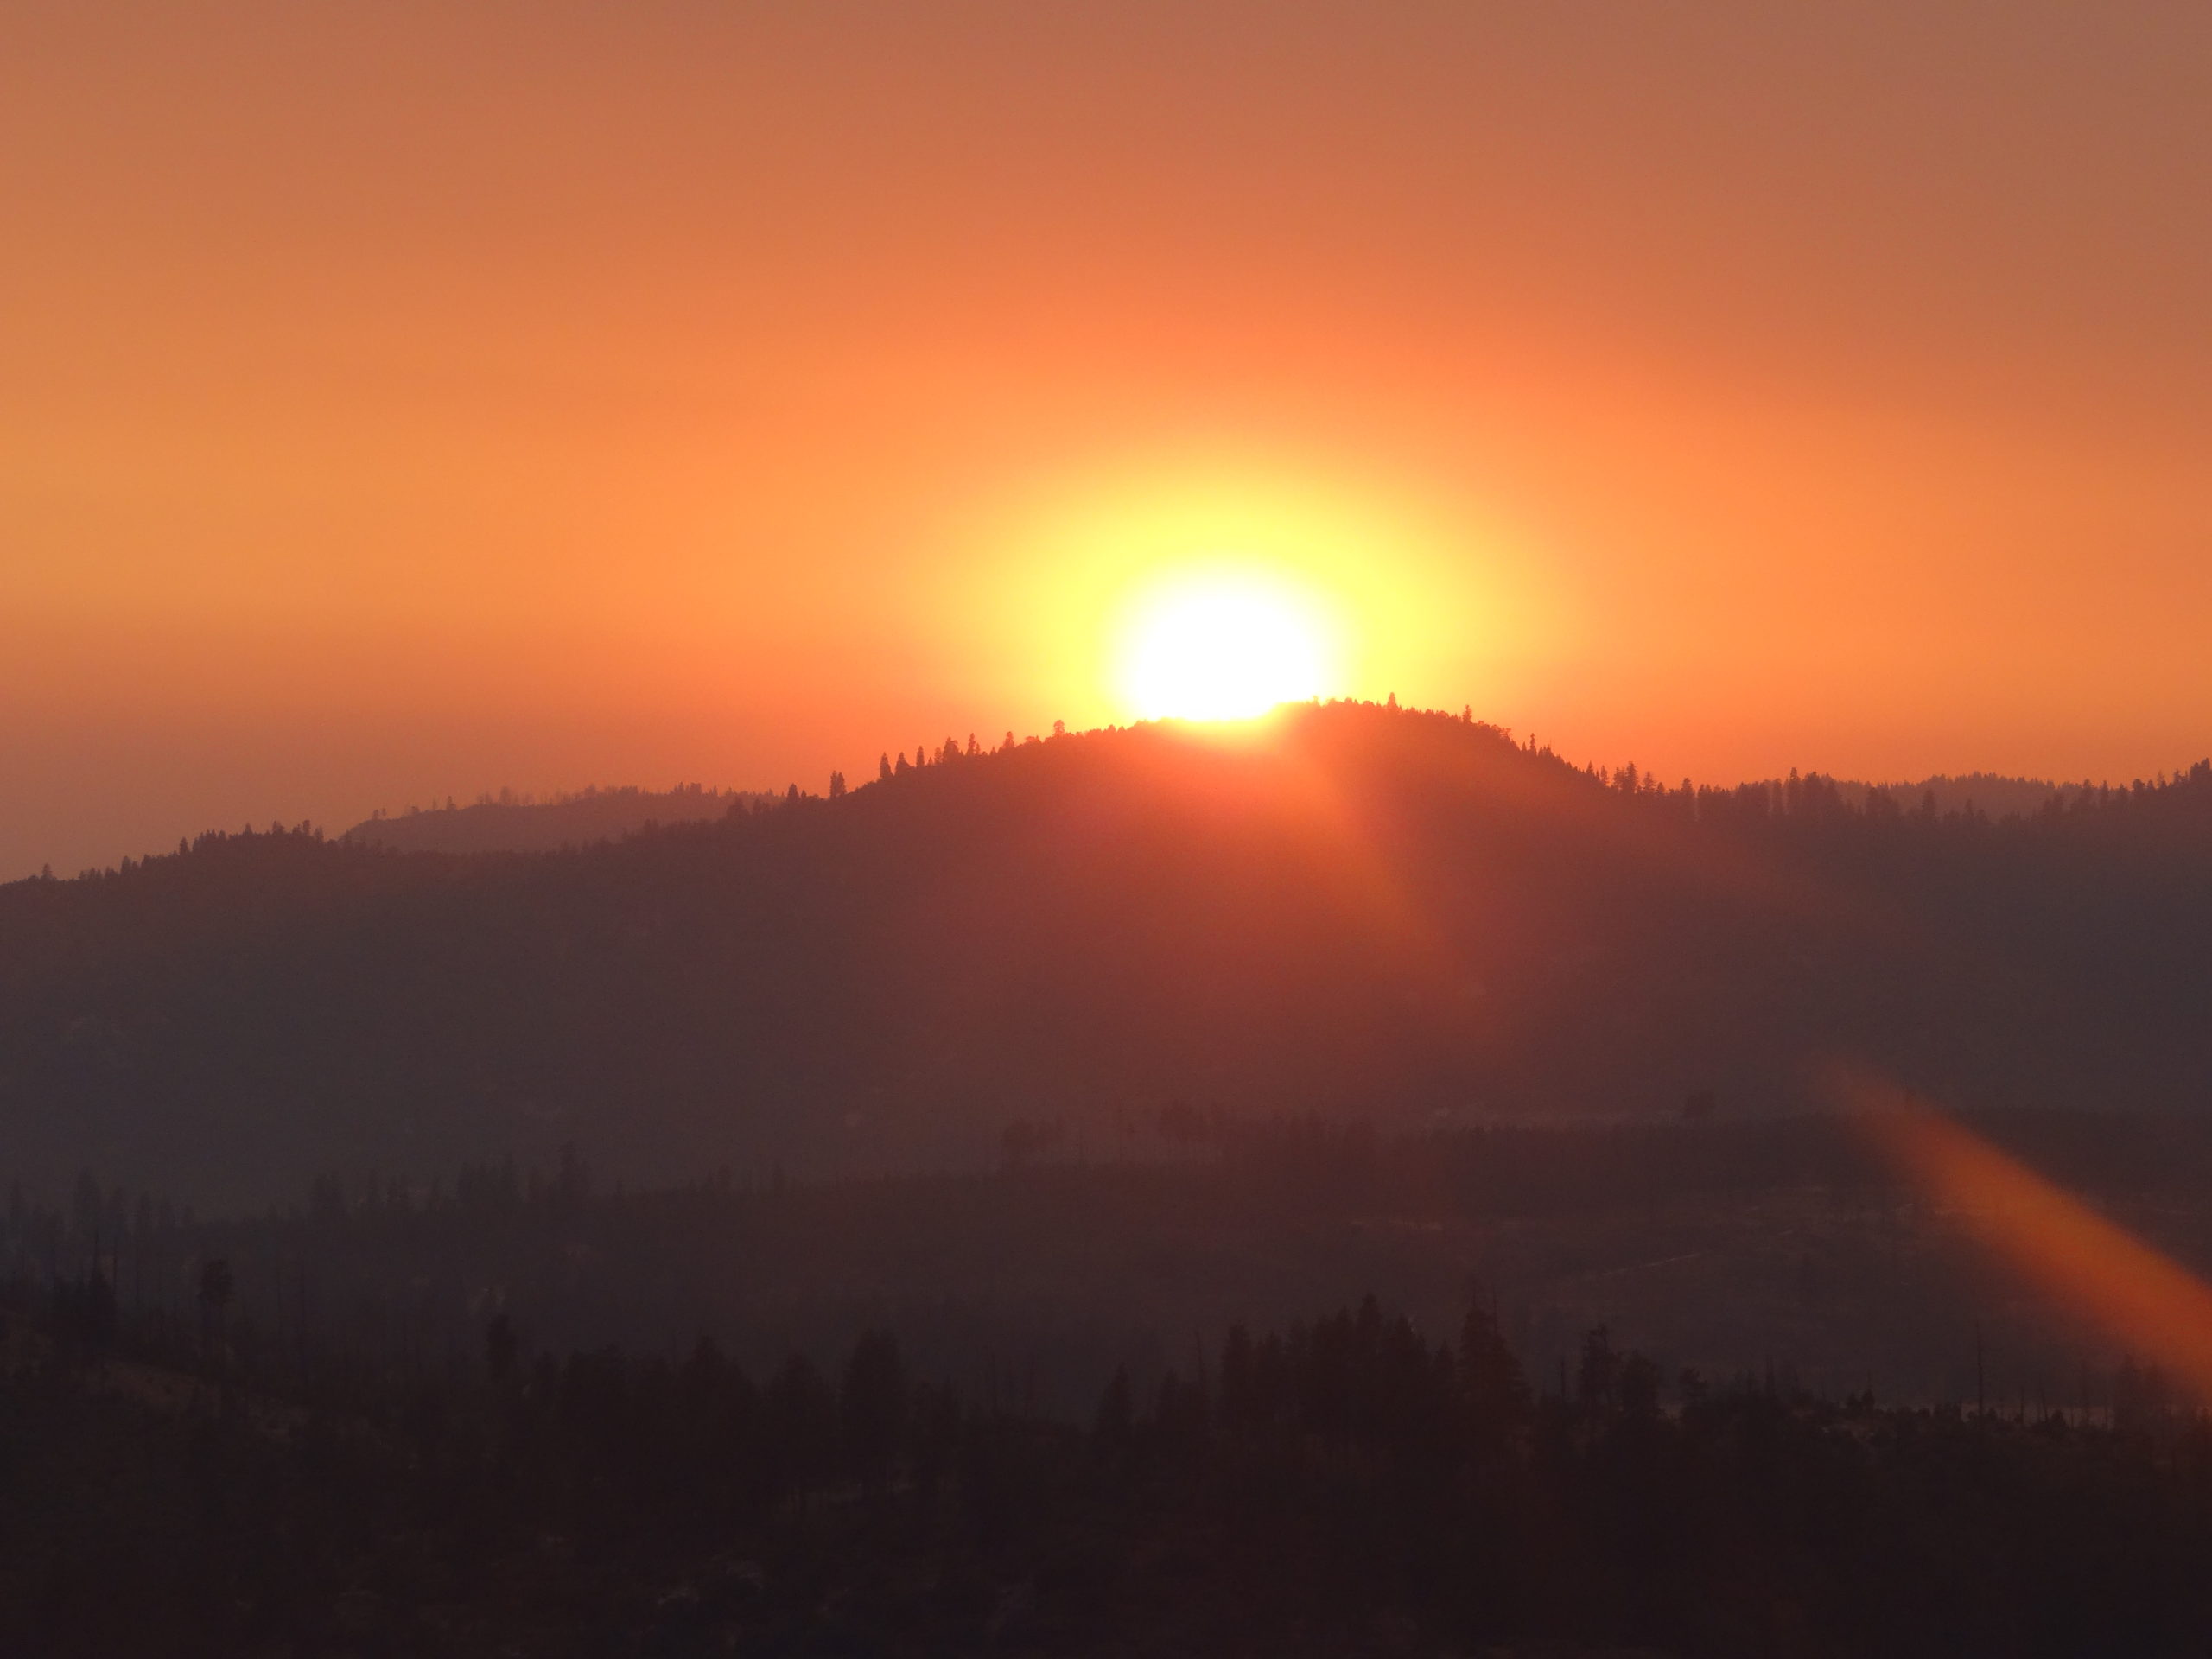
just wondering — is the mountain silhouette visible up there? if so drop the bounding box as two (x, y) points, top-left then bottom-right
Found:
(342, 784), (776, 855)
(3, 700), (2209, 1205)
(1817, 771), (2082, 822)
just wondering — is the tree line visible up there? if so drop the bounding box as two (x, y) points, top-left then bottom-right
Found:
(9, 1266), (2212, 1654)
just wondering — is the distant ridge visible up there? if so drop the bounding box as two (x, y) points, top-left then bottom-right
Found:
(1835, 772), (2077, 822)
(342, 784), (779, 855)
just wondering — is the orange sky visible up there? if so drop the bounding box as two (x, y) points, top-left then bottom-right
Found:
(7, 3), (2212, 877)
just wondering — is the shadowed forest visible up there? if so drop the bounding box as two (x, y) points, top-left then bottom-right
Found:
(20, 1110), (2212, 1420)
(11, 1255), (2212, 1656)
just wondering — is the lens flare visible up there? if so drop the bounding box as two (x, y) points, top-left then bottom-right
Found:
(1840, 1072), (2212, 1405)
(1117, 572), (1340, 721)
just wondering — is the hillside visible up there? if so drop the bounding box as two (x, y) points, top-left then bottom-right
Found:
(3, 701), (2209, 1206)
(341, 784), (777, 855)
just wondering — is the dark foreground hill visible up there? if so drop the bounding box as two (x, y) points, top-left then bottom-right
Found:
(17, 1275), (2212, 1656)
(3, 701), (2209, 1205)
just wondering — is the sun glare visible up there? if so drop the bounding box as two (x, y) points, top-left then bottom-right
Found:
(1118, 573), (1339, 721)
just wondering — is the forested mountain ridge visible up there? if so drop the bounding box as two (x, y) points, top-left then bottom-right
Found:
(340, 784), (778, 855)
(3, 701), (2210, 1208)
(1843, 770), (2080, 822)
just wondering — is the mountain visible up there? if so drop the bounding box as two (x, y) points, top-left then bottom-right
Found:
(341, 784), (779, 855)
(3, 700), (2209, 1207)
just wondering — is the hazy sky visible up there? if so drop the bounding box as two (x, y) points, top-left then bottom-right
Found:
(8, 3), (2212, 876)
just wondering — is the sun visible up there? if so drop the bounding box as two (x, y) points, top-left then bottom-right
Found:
(1117, 571), (1341, 721)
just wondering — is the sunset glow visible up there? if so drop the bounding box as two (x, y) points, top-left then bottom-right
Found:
(1116, 572), (1340, 721)
(5, 4), (2210, 880)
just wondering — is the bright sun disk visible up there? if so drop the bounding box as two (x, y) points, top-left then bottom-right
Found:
(1119, 574), (1338, 721)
